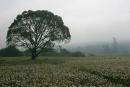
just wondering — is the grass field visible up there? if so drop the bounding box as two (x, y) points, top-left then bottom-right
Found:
(0, 56), (130, 87)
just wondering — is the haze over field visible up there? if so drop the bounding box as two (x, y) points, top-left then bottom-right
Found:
(0, 0), (130, 48)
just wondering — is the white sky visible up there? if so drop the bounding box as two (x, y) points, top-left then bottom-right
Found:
(0, 0), (130, 48)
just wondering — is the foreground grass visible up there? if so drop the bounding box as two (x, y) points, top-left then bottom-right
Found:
(0, 56), (130, 87)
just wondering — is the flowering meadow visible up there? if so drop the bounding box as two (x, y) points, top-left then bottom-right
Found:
(0, 56), (130, 87)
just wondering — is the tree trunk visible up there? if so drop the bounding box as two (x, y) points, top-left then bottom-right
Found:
(31, 48), (37, 60)
(31, 53), (36, 60)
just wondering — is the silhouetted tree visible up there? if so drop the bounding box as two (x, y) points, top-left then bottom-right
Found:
(7, 10), (71, 59)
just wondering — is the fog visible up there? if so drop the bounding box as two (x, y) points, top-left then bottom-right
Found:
(0, 0), (130, 48)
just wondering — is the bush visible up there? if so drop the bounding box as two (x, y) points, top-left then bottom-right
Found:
(0, 46), (23, 57)
(23, 48), (85, 57)
(70, 51), (86, 57)
(87, 53), (95, 57)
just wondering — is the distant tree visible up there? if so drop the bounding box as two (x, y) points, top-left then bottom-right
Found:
(112, 37), (118, 52)
(7, 10), (71, 59)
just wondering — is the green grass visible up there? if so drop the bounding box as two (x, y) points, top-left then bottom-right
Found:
(0, 56), (130, 87)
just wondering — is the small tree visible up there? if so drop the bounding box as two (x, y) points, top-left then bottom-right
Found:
(7, 10), (71, 59)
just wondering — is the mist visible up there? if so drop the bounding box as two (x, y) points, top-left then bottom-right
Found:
(0, 0), (130, 49)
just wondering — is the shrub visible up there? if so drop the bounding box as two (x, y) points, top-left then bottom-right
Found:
(0, 46), (23, 57)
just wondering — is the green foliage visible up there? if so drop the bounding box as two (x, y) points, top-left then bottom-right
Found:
(0, 46), (23, 57)
(7, 10), (71, 59)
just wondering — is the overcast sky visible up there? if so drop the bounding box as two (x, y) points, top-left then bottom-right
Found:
(0, 0), (130, 48)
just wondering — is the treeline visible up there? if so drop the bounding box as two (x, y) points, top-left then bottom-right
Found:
(0, 46), (85, 57)
(68, 41), (130, 55)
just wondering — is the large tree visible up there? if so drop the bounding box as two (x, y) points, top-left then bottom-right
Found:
(7, 10), (71, 59)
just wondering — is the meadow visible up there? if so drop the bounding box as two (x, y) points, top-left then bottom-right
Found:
(0, 56), (130, 87)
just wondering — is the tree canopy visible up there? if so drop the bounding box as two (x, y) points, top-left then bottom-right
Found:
(7, 10), (71, 59)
